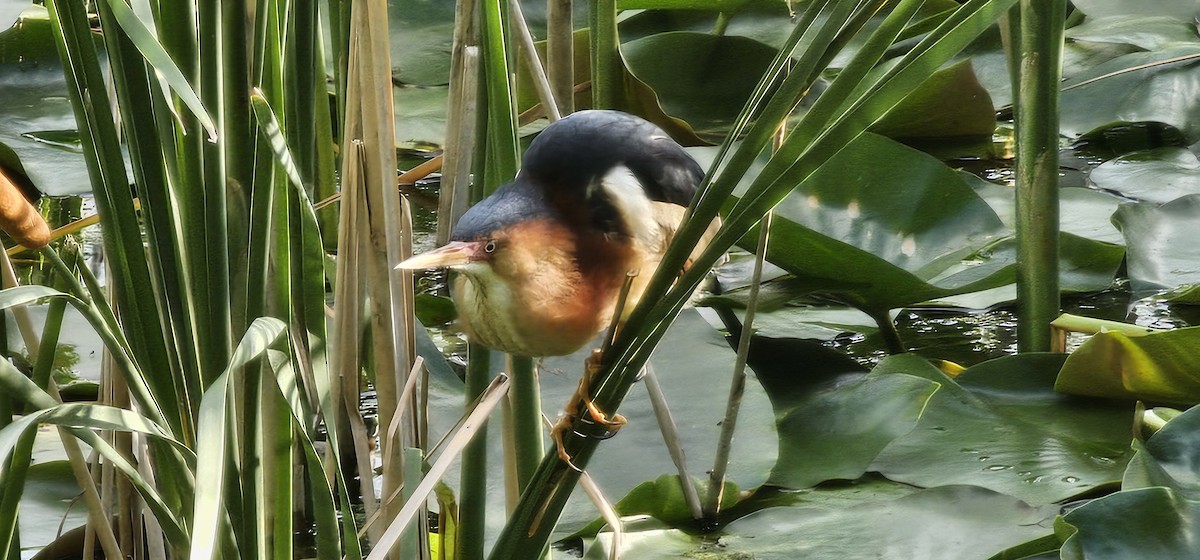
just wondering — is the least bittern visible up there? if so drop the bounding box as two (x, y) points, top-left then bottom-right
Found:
(398, 110), (716, 464)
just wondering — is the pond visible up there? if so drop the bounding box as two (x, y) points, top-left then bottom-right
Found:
(4, 0), (1200, 559)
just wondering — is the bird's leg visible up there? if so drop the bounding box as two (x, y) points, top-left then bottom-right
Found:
(551, 349), (629, 469)
(551, 270), (639, 469)
(579, 348), (629, 428)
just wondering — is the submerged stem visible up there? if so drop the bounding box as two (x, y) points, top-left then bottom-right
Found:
(705, 211), (771, 517)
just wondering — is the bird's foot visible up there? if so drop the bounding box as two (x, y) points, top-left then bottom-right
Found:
(551, 349), (628, 471)
(580, 349), (627, 430)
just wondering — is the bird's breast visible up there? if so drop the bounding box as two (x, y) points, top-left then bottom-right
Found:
(452, 237), (629, 357)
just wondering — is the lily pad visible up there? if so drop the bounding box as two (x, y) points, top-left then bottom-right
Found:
(1070, 0), (1200, 21)
(1056, 325), (1200, 404)
(0, 9), (93, 196)
(1058, 487), (1200, 560)
(568, 474), (739, 539)
(18, 460), (88, 556)
(1124, 403), (1200, 496)
(923, 232), (1124, 310)
(1073, 121), (1191, 160)
(513, 28), (706, 145)
(741, 336), (939, 489)
(871, 353), (1135, 505)
(969, 233), (1124, 293)
(1112, 194), (1200, 295)
(621, 31), (776, 137)
(715, 485), (1056, 560)
(745, 133), (1014, 313)
(520, 310), (778, 537)
(1090, 147), (1200, 204)
(0, 4), (55, 66)
(619, 3), (796, 50)
(872, 60), (996, 140)
(392, 85), (448, 150)
(1059, 404), (1200, 559)
(768, 369), (939, 489)
(966, 172), (1126, 245)
(1060, 45), (1200, 141)
(719, 304), (878, 341)
(1065, 15), (1200, 51)
(1056, 402), (1200, 560)
(387, 0), (455, 86)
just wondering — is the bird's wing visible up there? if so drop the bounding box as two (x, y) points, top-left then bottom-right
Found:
(523, 110), (704, 207)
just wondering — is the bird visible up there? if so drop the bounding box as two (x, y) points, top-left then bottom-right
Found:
(397, 110), (717, 461)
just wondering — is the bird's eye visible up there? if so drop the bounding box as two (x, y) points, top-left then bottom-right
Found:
(483, 240), (497, 253)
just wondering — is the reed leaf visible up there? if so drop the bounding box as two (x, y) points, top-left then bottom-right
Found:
(98, 0), (216, 137)
(0, 360), (191, 547)
(46, 0), (182, 433)
(190, 317), (287, 560)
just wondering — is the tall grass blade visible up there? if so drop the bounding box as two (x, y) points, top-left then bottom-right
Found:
(98, 0), (216, 137)
(0, 363), (190, 546)
(367, 374), (511, 560)
(46, 0), (181, 435)
(190, 318), (287, 560)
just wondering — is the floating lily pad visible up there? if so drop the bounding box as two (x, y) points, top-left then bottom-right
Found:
(744, 133), (1014, 314)
(966, 172), (1126, 245)
(924, 233), (1124, 310)
(0, 9), (93, 196)
(387, 0), (454, 86)
(622, 31), (776, 137)
(742, 337), (938, 489)
(1056, 325), (1200, 404)
(567, 474), (739, 539)
(525, 310), (777, 537)
(513, 28), (706, 145)
(872, 60), (996, 140)
(714, 485), (1056, 560)
(19, 460), (87, 555)
(619, 3), (796, 50)
(1059, 404), (1200, 559)
(1090, 147), (1200, 204)
(1073, 121), (1191, 159)
(1060, 45), (1200, 141)
(1058, 486), (1200, 560)
(725, 304), (878, 341)
(768, 369), (939, 488)
(872, 353), (1134, 505)
(1112, 193), (1200, 295)
(577, 476), (924, 559)
(0, 4), (54, 66)
(1124, 404), (1200, 496)
(1065, 15), (1200, 51)
(392, 85), (449, 150)
(1070, 0), (1200, 21)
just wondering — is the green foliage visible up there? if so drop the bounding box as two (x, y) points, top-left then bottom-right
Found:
(1057, 326), (1200, 403)
(1113, 193), (1200, 297)
(1058, 403), (1200, 559)
(622, 32), (776, 135)
(741, 133), (1014, 314)
(872, 60), (997, 139)
(6, 0), (1200, 558)
(0, 0), (359, 556)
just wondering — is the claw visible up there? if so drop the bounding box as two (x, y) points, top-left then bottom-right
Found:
(550, 415), (582, 471)
(552, 349), (627, 469)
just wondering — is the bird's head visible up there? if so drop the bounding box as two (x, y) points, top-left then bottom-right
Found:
(395, 177), (553, 277)
(394, 236), (500, 274)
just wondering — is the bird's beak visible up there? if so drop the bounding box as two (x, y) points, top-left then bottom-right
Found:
(395, 241), (482, 270)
